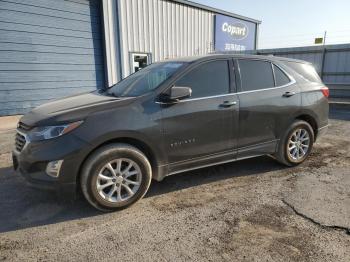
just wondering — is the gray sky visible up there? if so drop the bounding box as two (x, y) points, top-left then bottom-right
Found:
(193, 0), (350, 49)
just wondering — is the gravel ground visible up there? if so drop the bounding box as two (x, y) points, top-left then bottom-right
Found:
(0, 110), (349, 262)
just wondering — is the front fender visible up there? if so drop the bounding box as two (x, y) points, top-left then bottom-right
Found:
(85, 130), (166, 165)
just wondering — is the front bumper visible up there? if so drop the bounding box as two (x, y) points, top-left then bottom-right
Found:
(12, 133), (93, 199)
(13, 161), (76, 198)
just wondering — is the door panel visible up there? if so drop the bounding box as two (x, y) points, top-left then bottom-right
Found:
(160, 94), (239, 165)
(159, 59), (239, 169)
(236, 59), (301, 157)
(237, 85), (301, 150)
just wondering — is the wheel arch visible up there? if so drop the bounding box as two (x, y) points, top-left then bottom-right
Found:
(295, 114), (318, 139)
(76, 136), (162, 188)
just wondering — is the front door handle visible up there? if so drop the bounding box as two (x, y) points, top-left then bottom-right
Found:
(220, 101), (237, 107)
(282, 91), (296, 97)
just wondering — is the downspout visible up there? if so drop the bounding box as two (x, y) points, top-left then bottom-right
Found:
(102, 0), (122, 87)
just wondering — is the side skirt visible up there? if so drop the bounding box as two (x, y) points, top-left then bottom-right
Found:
(154, 140), (279, 180)
(166, 153), (265, 177)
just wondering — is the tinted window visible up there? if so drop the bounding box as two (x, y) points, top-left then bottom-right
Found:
(286, 62), (322, 83)
(239, 60), (274, 91)
(175, 60), (230, 99)
(273, 64), (291, 86)
(106, 62), (185, 97)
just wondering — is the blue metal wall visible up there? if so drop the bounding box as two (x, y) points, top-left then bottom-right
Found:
(0, 0), (105, 116)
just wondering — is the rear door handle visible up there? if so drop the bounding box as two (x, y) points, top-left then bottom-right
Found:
(282, 91), (296, 97)
(220, 101), (237, 107)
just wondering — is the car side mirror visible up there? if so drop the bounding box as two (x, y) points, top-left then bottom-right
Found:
(170, 86), (192, 100)
(160, 86), (192, 103)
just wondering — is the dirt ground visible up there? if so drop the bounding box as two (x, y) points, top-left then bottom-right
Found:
(0, 109), (349, 262)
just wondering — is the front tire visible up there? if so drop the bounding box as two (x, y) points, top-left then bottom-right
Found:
(275, 120), (314, 166)
(80, 143), (152, 211)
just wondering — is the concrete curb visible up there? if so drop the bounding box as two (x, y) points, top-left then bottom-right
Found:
(0, 115), (21, 133)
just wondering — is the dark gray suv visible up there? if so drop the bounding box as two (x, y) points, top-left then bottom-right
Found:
(13, 54), (329, 211)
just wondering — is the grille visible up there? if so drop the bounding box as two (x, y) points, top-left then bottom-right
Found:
(17, 122), (31, 131)
(15, 132), (26, 152)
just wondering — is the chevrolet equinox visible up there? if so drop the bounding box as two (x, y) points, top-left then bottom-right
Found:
(13, 54), (329, 211)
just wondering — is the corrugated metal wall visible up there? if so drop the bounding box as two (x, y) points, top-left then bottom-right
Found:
(118, 0), (215, 78)
(0, 0), (104, 116)
(246, 44), (350, 98)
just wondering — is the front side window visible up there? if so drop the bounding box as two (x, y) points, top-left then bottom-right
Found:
(106, 62), (186, 97)
(273, 64), (291, 86)
(175, 60), (230, 99)
(239, 60), (274, 91)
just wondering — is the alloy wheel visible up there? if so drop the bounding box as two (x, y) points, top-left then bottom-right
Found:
(96, 158), (142, 203)
(287, 128), (310, 161)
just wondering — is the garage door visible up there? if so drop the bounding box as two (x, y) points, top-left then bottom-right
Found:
(0, 0), (105, 116)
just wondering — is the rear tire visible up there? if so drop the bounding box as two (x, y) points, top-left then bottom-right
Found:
(80, 143), (152, 212)
(275, 120), (314, 166)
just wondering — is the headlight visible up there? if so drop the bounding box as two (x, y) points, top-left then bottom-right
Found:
(28, 121), (83, 141)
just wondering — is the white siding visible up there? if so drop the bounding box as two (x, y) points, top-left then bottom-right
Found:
(118, 0), (215, 78)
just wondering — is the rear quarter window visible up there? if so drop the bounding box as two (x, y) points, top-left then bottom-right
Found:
(273, 64), (291, 86)
(286, 62), (322, 83)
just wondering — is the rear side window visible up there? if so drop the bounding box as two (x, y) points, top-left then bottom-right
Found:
(238, 60), (274, 91)
(175, 60), (230, 99)
(286, 62), (322, 83)
(273, 64), (291, 86)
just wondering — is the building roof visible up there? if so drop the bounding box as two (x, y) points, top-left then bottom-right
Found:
(170, 0), (261, 24)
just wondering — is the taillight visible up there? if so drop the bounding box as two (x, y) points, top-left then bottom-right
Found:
(321, 86), (329, 98)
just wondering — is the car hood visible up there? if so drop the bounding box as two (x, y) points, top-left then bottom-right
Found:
(20, 91), (135, 127)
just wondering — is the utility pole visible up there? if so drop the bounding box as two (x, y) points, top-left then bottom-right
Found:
(321, 30), (327, 80)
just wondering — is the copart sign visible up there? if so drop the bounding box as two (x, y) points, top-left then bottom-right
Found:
(215, 14), (257, 51)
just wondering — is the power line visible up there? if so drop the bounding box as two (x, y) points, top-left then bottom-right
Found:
(259, 37), (350, 49)
(262, 28), (350, 38)
(261, 33), (350, 41)
(260, 35), (350, 44)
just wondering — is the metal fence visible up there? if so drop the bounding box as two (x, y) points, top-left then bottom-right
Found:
(246, 44), (350, 98)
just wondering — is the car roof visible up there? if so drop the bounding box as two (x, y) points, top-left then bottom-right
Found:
(162, 53), (310, 65)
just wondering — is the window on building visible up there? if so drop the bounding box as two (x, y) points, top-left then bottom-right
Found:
(239, 60), (274, 91)
(175, 60), (230, 99)
(273, 64), (291, 86)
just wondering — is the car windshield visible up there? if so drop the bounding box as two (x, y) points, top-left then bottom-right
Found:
(105, 62), (186, 97)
